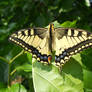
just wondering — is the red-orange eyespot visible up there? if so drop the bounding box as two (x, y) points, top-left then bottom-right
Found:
(48, 56), (52, 64)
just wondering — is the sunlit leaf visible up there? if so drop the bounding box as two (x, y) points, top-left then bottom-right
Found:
(32, 59), (83, 92)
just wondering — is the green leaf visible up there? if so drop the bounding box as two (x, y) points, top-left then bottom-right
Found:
(32, 58), (83, 92)
(0, 83), (27, 92)
(26, 52), (32, 64)
(61, 20), (77, 28)
(85, 0), (90, 7)
(0, 82), (6, 89)
(32, 61), (63, 92)
(53, 21), (61, 28)
(10, 83), (27, 92)
(83, 69), (92, 89)
(16, 63), (32, 72)
(81, 48), (92, 71)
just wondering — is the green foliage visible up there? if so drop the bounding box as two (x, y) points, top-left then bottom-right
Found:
(0, 0), (92, 92)
(32, 59), (83, 92)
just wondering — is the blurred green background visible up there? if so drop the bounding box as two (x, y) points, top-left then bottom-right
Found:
(0, 0), (92, 92)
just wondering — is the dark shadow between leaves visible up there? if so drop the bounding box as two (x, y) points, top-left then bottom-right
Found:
(0, 60), (8, 84)
(62, 57), (83, 81)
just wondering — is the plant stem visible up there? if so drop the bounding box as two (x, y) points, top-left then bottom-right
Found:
(8, 64), (11, 87)
(8, 50), (24, 87)
(10, 69), (16, 76)
(0, 56), (8, 63)
(9, 50), (24, 64)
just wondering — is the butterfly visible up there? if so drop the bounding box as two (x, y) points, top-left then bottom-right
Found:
(9, 24), (92, 67)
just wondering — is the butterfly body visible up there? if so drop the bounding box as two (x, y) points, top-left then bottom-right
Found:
(9, 24), (92, 67)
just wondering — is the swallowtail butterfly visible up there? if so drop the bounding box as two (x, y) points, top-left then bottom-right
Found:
(9, 24), (92, 67)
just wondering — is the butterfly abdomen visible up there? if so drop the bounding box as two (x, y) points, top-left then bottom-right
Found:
(49, 24), (56, 52)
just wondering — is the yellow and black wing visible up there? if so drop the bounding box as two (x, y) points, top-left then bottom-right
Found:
(54, 28), (92, 66)
(9, 28), (51, 64)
